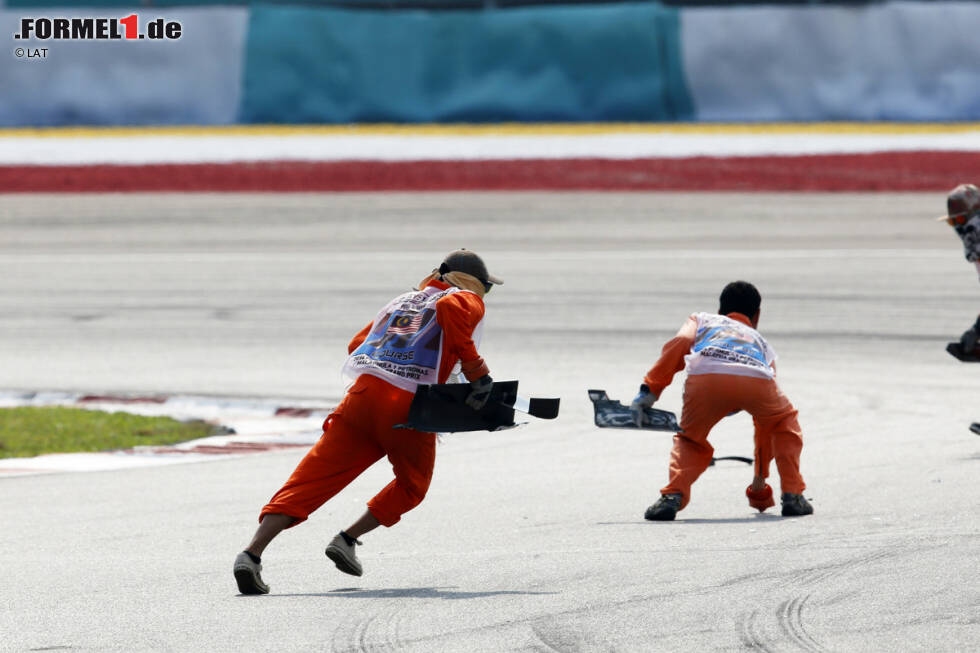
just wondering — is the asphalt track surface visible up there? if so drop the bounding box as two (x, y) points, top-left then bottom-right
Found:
(1, 193), (977, 652)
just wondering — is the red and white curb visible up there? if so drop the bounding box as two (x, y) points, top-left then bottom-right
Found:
(3, 124), (980, 191)
(0, 391), (339, 477)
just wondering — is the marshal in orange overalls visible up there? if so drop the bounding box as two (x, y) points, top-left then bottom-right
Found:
(644, 311), (806, 511)
(259, 278), (490, 528)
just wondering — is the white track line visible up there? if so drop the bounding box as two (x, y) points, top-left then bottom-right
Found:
(3, 132), (980, 165)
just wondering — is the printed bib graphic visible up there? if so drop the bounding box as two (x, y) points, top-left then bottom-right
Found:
(355, 307), (440, 374)
(345, 286), (453, 390)
(694, 325), (768, 370)
(687, 313), (774, 378)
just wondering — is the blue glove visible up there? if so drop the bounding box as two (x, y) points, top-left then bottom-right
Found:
(465, 375), (493, 410)
(630, 384), (656, 427)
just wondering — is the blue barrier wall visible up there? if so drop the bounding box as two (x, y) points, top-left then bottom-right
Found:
(240, 4), (692, 123)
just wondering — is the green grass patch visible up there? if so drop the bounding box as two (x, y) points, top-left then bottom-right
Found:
(0, 406), (217, 459)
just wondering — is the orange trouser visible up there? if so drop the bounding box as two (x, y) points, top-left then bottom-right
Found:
(260, 374), (436, 528)
(662, 373), (805, 509)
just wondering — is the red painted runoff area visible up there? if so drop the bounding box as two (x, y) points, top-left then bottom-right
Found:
(1, 152), (977, 192)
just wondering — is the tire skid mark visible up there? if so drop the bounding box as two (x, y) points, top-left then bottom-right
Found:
(329, 611), (377, 653)
(738, 548), (900, 651)
(529, 615), (601, 653)
(795, 549), (895, 586)
(356, 612), (378, 653)
(777, 594), (827, 653)
(330, 605), (407, 653)
(739, 609), (776, 652)
(333, 592), (651, 652)
(386, 608), (408, 652)
(530, 623), (567, 653)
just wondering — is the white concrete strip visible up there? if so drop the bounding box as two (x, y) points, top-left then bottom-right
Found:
(3, 131), (980, 165)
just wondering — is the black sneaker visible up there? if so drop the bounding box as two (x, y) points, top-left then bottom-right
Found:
(970, 423), (980, 435)
(644, 493), (682, 521)
(781, 493), (814, 517)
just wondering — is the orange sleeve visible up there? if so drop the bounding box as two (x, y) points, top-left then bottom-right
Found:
(348, 321), (373, 354)
(643, 316), (697, 397)
(436, 291), (489, 382)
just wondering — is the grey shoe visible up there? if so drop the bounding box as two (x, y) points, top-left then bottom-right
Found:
(781, 493), (814, 517)
(644, 493), (682, 521)
(325, 533), (363, 577)
(233, 551), (269, 595)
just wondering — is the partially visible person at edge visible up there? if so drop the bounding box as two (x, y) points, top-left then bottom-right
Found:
(630, 281), (813, 521)
(938, 183), (980, 355)
(233, 249), (503, 595)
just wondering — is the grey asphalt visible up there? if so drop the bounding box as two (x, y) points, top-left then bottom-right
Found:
(0, 193), (977, 652)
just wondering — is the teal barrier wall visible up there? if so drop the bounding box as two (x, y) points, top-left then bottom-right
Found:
(240, 3), (693, 123)
(0, 0), (904, 6)
(4, 0), (243, 5)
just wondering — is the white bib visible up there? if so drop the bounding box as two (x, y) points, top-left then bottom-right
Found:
(343, 285), (482, 391)
(685, 312), (776, 380)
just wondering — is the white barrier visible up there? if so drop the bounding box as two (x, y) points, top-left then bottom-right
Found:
(0, 7), (247, 126)
(682, 1), (980, 122)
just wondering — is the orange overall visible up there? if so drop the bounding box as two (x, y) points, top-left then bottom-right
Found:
(644, 312), (805, 510)
(260, 279), (489, 528)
